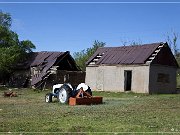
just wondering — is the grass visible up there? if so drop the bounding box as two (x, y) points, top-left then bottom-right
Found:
(0, 87), (180, 134)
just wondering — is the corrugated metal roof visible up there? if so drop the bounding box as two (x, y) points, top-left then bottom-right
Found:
(86, 42), (163, 65)
(15, 51), (80, 87)
(30, 52), (65, 67)
(30, 51), (67, 86)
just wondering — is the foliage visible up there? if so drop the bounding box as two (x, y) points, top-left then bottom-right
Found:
(0, 88), (180, 133)
(121, 38), (142, 46)
(166, 31), (179, 56)
(73, 40), (105, 71)
(20, 40), (35, 53)
(177, 75), (180, 88)
(0, 10), (11, 28)
(166, 31), (180, 72)
(0, 46), (21, 73)
(0, 10), (35, 78)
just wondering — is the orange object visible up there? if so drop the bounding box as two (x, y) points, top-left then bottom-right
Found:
(69, 89), (103, 106)
(4, 91), (18, 97)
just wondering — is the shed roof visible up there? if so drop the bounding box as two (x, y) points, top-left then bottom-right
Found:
(86, 42), (178, 67)
(30, 51), (65, 67)
(30, 51), (67, 86)
(28, 51), (80, 86)
(15, 51), (66, 69)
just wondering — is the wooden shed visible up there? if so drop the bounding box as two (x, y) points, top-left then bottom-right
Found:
(85, 42), (179, 94)
(10, 51), (85, 89)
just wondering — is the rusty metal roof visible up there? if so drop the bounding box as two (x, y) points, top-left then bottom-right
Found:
(17, 51), (81, 87)
(30, 51), (68, 86)
(30, 51), (65, 67)
(15, 52), (66, 69)
(86, 42), (164, 65)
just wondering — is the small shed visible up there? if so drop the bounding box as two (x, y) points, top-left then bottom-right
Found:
(10, 51), (85, 89)
(85, 42), (179, 94)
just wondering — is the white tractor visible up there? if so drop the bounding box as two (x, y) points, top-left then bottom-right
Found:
(45, 83), (92, 104)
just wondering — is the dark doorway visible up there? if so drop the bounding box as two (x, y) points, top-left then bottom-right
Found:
(124, 70), (132, 91)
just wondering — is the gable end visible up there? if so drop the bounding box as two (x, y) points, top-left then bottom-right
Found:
(151, 43), (179, 68)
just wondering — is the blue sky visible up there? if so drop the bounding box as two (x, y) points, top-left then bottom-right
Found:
(1, 0), (180, 55)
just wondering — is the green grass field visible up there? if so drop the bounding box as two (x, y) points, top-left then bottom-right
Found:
(0, 87), (180, 134)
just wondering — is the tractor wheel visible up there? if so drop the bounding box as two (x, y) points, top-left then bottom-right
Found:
(45, 93), (52, 103)
(58, 84), (72, 104)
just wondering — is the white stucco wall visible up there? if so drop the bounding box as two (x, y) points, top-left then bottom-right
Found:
(85, 65), (150, 93)
(149, 65), (177, 93)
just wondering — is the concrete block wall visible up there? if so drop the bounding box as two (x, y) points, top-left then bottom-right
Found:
(86, 65), (150, 93)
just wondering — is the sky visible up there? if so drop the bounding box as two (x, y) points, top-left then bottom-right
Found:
(1, 0), (180, 55)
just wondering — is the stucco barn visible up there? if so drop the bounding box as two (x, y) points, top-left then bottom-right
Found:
(85, 42), (179, 94)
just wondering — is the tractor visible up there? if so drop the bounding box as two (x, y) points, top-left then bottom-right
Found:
(45, 83), (102, 105)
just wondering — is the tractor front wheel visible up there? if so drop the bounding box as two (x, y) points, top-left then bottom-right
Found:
(45, 93), (52, 103)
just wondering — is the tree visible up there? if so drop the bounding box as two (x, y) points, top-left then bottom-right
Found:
(0, 10), (11, 28)
(73, 40), (105, 71)
(0, 10), (35, 83)
(20, 40), (35, 53)
(166, 31), (179, 56)
(166, 31), (180, 76)
(121, 38), (142, 46)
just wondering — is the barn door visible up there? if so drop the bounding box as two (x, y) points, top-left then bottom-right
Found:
(96, 69), (104, 91)
(124, 70), (132, 91)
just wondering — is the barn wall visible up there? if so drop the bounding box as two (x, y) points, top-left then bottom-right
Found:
(149, 65), (177, 94)
(86, 65), (150, 93)
(45, 70), (85, 89)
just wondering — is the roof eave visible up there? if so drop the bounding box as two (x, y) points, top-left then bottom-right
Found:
(87, 63), (149, 67)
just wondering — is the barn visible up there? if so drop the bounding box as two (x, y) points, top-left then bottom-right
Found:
(85, 42), (179, 94)
(10, 51), (85, 89)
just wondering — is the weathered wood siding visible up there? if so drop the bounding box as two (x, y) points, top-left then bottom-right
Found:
(45, 70), (85, 89)
(149, 65), (177, 94)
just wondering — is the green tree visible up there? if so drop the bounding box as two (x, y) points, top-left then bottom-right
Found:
(73, 40), (105, 71)
(0, 10), (35, 83)
(0, 10), (11, 28)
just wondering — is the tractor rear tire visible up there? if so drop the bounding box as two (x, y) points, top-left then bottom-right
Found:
(58, 84), (72, 104)
(45, 93), (52, 103)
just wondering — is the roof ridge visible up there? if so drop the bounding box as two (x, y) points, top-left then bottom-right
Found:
(35, 51), (66, 53)
(102, 42), (164, 48)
